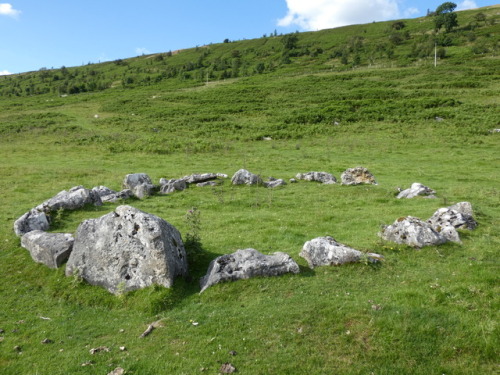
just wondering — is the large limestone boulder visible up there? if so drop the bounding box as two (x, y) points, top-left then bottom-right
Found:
(300, 236), (382, 268)
(379, 216), (451, 247)
(397, 183), (436, 199)
(14, 209), (50, 237)
(122, 173), (155, 199)
(35, 186), (102, 213)
(295, 172), (336, 184)
(66, 205), (188, 294)
(21, 230), (74, 268)
(231, 169), (262, 186)
(200, 248), (299, 293)
(340, 167), (377, 185)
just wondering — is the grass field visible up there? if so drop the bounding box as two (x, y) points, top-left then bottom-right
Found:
(0, 7), (499, 375)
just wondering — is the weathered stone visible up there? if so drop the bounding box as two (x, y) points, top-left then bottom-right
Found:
(379, 216), (448, 248)
(437, 225), (462, 244)
(196, 181), (218, 187)
(231, 169), (262, 186)
(183, 173), (218, 184)
(159, 179), (187, 194)
(92, 185), (116, 197)
(35, 186), (102, 213)
(14, 209), (50, 237)
(264, 177), (287, 188)
(448, 201), (474, 218)
(132, 183), (155, 199)
(397, 182), (436, 199)
(340, 167), (377, 185)
(122, 173), (153, 190)
(428, 206), (477, 231)
(295, 172), (336, 184)
(200, 248), (299, 293)
(21, 230), (74, 268)
(66, 205), (188, 294)
(300, 236), (382, 268)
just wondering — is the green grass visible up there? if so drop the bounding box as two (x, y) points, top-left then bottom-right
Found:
(0, 6), (499, 375)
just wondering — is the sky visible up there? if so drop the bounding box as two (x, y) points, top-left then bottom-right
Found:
(0, 0), (495, 75)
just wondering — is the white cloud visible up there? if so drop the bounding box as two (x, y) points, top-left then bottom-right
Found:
(135, 47), (150, 55)
(457, 1), (478, 11)
(0, 70), (13, 75)
(404, 7), (420, 18)
(0, 3), (21, 18)
(278, 0), (401, 31)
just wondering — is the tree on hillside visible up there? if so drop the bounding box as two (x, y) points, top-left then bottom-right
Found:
(281, 33), (299, 50)
(434, 2), (459, 32)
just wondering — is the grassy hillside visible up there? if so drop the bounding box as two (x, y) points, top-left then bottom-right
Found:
(0, 6), (499, 374)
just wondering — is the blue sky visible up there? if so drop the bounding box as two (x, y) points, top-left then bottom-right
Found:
(0, 0), (495, 74)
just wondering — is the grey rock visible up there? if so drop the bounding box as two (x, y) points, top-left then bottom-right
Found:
(448, 201), (474, 218)
(35, 186), (102, 213)
(289, 178), (298, 183)
(200, 248), (299, 293)
(122, 173), (153, 190)
(183, 173), (218, 184)
(231, 169), (263, 186)
(105, 189), (134, 203)
(92, 185), (116, 198)
(379, 216), (448, 248)
(300, 236), (382, 268)
(196, 181), (218, 187)
(264, 178), (287, 188)
(92, 186), (133, 203)
(132, 183), (155, 199)
(428, 206), (477, 231)
(490, 128), (500, 133)
(21, 230), (74, 268)
(396, 182), (436, 199)
(340, 167), (377, 185)
(438, 225), (462, 244)
(14, 209), (50, 237)
(66, 205), (188, 294)
(159, 179), (187, 194)
(295, 172), (336, 184)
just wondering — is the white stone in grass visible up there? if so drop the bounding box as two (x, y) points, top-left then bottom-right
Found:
(300, 236), (382, 268)
(379, 216), (449, 248)
(200, 248), (299, 293)
(396, 182), (436, 199)
(231, 169), (262, 185)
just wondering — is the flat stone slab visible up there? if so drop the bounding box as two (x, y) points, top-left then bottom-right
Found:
(295, 172), (336, 184)
(200, 248), (299, 293)
(397, 182), (436, 199)
(300, 236), (382, 268)
(35, 186), (102, 213)
(21, 230), (74, 268)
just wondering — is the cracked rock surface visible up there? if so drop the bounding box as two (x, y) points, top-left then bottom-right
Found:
(66, 205), (187, 294)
